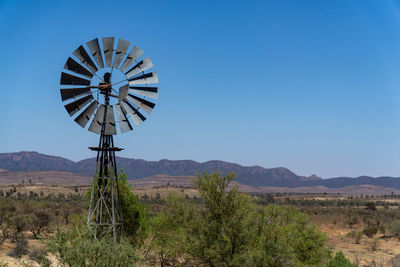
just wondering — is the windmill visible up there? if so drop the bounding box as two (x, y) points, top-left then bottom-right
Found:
(60, 37), (158, 243)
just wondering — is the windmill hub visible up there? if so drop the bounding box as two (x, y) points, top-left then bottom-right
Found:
(103, 72), (111, 83)
(59, 37), (159, 243)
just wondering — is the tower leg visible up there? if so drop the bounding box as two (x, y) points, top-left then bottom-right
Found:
(87, 133), (124, 243)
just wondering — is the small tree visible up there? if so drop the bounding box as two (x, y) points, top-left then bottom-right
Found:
(366, 201), (376, 211)
(148, 212), (184, 266)
(362, 226), (378, 238)
(30, 210), (51, 239)
(386, 220), (400, 239)
(11, 215), (27, 239)
(62, 205), (71, 225)
(166, 172), (332, 266)
(118, 172), (149, 241)
(11, 233), (28, 258)
(0, 205), (11, 245)
(348, 215), (359, 229)
(326, 251), (356, 267)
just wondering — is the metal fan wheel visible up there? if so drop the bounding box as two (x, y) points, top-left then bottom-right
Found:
(60, 37), (159, 135)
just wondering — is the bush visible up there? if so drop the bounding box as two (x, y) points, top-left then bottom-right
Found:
(30, 210), (51, 238)
(47, 226), (138, 267)
(362, 226), (378, 238)
(348, 216), (359, 229)
(118, 172), (148, 241)
(368, 238), (379, 251)
(86, 172), (148, 242)
(10, 215), (28, 243)
(387, 220), (400, 238)
(147, 212), (185, 266)
(325, 251), (356, 267)
(379, 225), (386, 235)
(355, 231), (363, 244)
(29, 249), (50, 267)
(10, 233), (28, 258)
(0, 223), (10, 245)
(12, 215), (27, 234)
(346, 230), (362, 244)
(366, 201), (376, 211)
(164, 172), (333, 266)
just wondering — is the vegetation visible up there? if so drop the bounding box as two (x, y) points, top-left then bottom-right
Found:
(326, 251), (356, 267)
(151, 172), (332, 266)
(47, 226), (138, 267)
(117, 172), (149, 241)
(29, 210), (51, 238)
(0, 171), (368, 266)
(362, 226), (378, 238)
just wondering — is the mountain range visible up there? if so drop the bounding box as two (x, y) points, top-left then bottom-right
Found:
(1, 151), (400, 189)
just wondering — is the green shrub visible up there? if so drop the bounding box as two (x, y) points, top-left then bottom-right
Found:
(148, 212), (185, 266)
(325, 251), (356, 267)
(365, 201), (376, 211)
(47, 226), (138, 267)
(86, 171), (149, 243)
(348, 216), (359, 229)
(362, 226), (378, 238)
(346, 230), (362, 244)
(387, 220), (400, 239)
(30, 210), (51, 239)
(355, 231), (363, 244)
(165, 172), (333, 266)
(118, 172), (149, 241)
(29, 249), (50, 267)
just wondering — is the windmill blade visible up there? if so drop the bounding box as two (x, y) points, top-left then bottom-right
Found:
(60, 72), (91, 86)
(113, 38), (130, 69)
(127, 94), (155, 114)
(128, 71), (158, 85)
(102, 37), (115, 67)
(64, 57), (93, 79)
(88, 104), (105, 134)
(115, 104), (133, 133)
(104, 105), (117, 135)
(121, 100), (146, 126)
(74, 100), (98, 128)
(119, 45), (144, 73)
(86, 38), (104, 69)
(88, 104), (116, 135)
(129, 86), (158, 99)
(118, 85), (129, 102)
(72, 45), (98, 73)
(125, 57), (154, 78)
(64, 94), (93, 117)
(60, 87), (91, 101)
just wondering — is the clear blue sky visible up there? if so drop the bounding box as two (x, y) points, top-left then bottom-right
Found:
(1, 0), (400, 178)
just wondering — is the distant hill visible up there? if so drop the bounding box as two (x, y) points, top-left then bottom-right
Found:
(0, 151), (75, 172)
(304, 176), (400, 189)
(0, 169), (91, 185)
(129, 176), (400, 195)
(1, 151), (400, 189)
(0, 151), (320, 187)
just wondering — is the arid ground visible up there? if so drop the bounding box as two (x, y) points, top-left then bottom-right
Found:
(2, 183), (400, 266)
